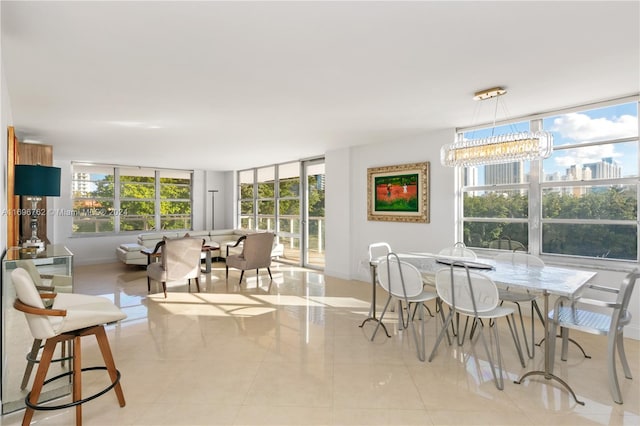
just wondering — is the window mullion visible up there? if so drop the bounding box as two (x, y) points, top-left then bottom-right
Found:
(155, 170), (160, 230)
(529, 119), (542, 256)
(114, 167), (121, 233)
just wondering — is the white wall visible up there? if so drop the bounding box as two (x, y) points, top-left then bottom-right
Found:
(203, 170), (234, 230)
(324, 128), (455, 282)
(324, 148), (352, 279)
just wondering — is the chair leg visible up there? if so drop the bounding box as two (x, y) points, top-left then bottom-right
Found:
(410, 302), (434, 320)
(532, 299), (545, 325)
(617, 331), (633, 380)
(561, 327), (570, 361)
(608, 331), (623, 404)
(195, 277), (201, 293)
(22, 337), (59, 426)
(435, 298), (452, 346)
(23, 328), (125, 426)
(488, 320), (505, 390)
(472, 318), (505, 391)
(94, 326), (126, 407)
(505, 314), (526, 368)
(398, 299), (406, 330)
(21, 339), (41, 390)
(424, 304), (434, 317)
(407, 302), (426, 362)
(238, 270), (245, 285)
(162, 282), (167, 298)
(429, 307), (454, 362)
(225, 265), (229, 280)
(267, 267), (273, 279)
(73, 336), (82, 425)
(515, 302), (534, 359)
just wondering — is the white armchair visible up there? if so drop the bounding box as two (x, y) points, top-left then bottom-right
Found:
(147, 237), (203, 298)
(549, 270), (639, 404)
(225, 233), (275, 286)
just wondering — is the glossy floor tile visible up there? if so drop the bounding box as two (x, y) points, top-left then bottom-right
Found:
(2, 261), (639, 425)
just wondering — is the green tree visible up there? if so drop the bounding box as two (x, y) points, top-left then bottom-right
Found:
(465, 186), (637, 259)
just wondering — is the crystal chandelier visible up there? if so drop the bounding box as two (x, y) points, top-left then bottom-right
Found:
(440, 87), (553, 167)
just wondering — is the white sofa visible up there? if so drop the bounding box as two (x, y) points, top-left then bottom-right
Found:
(116, 229), (284, 266)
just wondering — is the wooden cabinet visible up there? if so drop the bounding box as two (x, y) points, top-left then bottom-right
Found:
(6, 126), (54, 246)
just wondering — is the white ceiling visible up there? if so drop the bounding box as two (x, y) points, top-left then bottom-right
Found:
(2, 1), (639, 171)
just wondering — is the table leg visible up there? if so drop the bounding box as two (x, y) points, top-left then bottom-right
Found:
(202, 249), (212, 273)
(514, 290), (585, 405)
(146, 254), (152, 293)
(359, 263), (391, 337)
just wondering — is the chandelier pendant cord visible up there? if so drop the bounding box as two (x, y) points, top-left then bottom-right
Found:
(440, 86), (554, 167)
(491, 95), (500, 137)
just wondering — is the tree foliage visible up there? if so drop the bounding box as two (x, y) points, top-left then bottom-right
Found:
(73, 175), (191, 232)
(463, 187), (637, 260)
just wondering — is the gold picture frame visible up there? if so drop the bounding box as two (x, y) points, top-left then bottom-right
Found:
(367, 162), (430, 223)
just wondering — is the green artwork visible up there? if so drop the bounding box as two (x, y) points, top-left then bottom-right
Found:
(374, 173), (419, 212)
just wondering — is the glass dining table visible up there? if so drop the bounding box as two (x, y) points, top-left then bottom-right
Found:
(394, 252), (597, 405)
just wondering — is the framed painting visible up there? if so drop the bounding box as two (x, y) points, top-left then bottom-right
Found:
(367, 162), (430, 223)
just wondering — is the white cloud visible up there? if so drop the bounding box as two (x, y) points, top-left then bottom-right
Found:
(548, 111), (637, 172)
(551, 112), (637, 143)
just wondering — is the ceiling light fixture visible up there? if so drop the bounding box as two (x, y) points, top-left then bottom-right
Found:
(440, 87), (553, 167)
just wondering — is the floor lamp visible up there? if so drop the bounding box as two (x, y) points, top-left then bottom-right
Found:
(14, 164), (61, 252)
(208, 189), (218, 230)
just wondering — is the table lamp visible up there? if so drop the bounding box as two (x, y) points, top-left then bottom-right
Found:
(14, 164), (61, 252)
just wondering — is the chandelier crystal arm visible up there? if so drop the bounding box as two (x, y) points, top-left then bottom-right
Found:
(441, 87), (553, 167)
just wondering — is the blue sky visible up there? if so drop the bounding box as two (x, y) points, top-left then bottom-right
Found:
(544, 102), (638, 178)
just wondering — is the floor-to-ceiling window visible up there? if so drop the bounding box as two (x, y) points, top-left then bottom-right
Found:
(303, 160), (325, 268)
(237, 158), (325, 268)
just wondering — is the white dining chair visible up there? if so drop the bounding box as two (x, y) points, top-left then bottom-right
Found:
(429, 243), (478, 337)
(371, 253), (438, 361)
(438, 242), (478, 260)
(429, 262), (525, 390)
(423, 242), (477, 288)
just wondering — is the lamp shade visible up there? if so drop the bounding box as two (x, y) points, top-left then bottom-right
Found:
(14, 164), (61, 196)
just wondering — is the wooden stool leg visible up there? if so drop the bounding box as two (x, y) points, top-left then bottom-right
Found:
(73, 336), (82, 426)
(21, 339), (41, 390)
(94, 326), (126, 407)
(23, 338), (58, 426)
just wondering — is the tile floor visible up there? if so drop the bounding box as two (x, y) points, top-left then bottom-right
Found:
(2, 261), (639, 425)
